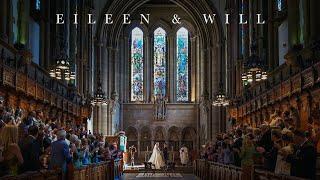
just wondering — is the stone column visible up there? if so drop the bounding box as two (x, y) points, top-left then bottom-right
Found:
(268, 0), (275, 70)
(168, 35), (175, 103)
(101, 45), (109, 135)
(310, 0), (320, 42)
(123, 36), (129, 103)
(243, 0), (250, 63)
(190, 36), (197, 102)
(0, 0), (8, 41)
(303, 0), (310, 45)
(145, 36), (151, 103)
(288, 0), (299, 48)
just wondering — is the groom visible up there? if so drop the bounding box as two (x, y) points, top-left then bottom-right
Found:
(163, 143), (168, 163)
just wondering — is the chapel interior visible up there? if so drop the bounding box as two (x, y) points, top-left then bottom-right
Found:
(0, 0), (320, 179)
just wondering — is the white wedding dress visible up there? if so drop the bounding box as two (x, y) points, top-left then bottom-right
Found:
(148, 142), (165, 169)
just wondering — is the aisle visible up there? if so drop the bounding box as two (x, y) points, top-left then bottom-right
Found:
(120, 173), (199, 180)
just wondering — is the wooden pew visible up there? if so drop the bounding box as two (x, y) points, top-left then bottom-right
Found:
(0, 170), (62, 180)
(194, 159), (310, 180)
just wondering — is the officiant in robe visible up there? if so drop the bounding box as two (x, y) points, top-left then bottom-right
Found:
(180, 145), (189, 166)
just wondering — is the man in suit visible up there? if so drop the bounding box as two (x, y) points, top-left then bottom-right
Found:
(50, 129), (72, 180)
(18, 125), (41, 174)
(281, 129), (317, 179)
(232, 129), (243, 167)
(256, 124), (273, 152)
(163, 143), (168, 163)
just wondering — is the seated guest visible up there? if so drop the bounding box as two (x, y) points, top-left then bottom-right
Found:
(50, 129), (71, 178)
(81, 138), (91, 165)
(0, 125), (23, 176)
(281, 129), (317, 179)
(19, 125), (41, 174)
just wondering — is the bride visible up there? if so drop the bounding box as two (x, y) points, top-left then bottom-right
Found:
(148, 142), (165, 169)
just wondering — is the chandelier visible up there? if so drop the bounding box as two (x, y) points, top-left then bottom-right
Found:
(212, 81), (229, 106)
(91, 71), (108, 106)
(213, 46), (229, 107)
(241, 43), (267, 82)
(241, 0), (267, 83)
(49, 40), (75, 80)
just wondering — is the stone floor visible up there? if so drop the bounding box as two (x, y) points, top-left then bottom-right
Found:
(120, 173), (200, 180)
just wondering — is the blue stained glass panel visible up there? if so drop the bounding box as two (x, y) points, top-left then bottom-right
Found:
(241, 0), (245, 56)
(131, 27), (144, 101)
(176, 28), (189, 101)
(278, 0), (282, 11)
(36, 0), (40, 10)
(153, 27), (166, 98)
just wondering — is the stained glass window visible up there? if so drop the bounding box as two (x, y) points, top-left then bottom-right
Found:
(36, 0), (40, 10)
(153, 27), (166, 98)
(131, 27), (144, 101)
(176, 27), (189, 102)
(241, 0), (245, 56)
(278, 0), (282, 11)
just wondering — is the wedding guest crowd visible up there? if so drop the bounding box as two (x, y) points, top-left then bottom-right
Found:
(200, 109), (318, 180)
(0, 107), (121, 178)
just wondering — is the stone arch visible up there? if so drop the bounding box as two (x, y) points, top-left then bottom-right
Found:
(181, 127), (196, 150)
(181, 126), (196, 141)
(148, 19), (172, 37)
(153, 126), (166, 141)
(168, 126), (180, 141)
(123, 20), (149, 38)
(96, 0), (223, 47)
(125, 126), (138, 141)
(139, 126), (152, 151)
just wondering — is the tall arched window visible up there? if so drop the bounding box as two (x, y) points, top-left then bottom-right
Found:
(153, 27), (166, 98)
(241, 0), (245, 57)
(131, 27), (144, 101)
(176, 27), (189, 102)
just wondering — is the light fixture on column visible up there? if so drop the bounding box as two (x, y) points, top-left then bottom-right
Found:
(212, 81), (229, 107)
(91, 71), (108, 106)
(49, 39), (75, 80)
(241, 0), (267, 83)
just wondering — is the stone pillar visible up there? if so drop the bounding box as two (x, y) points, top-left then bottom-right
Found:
(145, 36), (151, 103)
(303, 0), (310, 46)
(310, 0), (320, 42)
(243, 0), (250, 63)
(268, 0), (275, 70)
(45, 0), (50, 69)
(0, 0), (8, 41)
(190, 36), (197, 102)
(288, 0), (299, 48)
(17, 0), (29, 48)
(168, 35), (175, 103)
(123, 36), (129, 103)
(101, 45), (109, 135)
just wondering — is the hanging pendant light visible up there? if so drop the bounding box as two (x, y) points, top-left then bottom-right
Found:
(91, 71), (108, 106)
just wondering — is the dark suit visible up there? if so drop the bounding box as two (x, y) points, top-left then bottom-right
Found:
(257, 129), (273, 152)
(18, 135), (41, 173)
(163, 147), (168, 163)
(262, 140), (281, 172)
(286, 140), (317, 179)
(232, 138), (243, 167)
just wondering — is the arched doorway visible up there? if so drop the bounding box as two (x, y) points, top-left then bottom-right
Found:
(140, 126), (152, 151)
(181, 127), (196, 150)
(154, 126), (166, 149)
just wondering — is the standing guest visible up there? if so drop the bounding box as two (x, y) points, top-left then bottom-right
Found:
(281, 129), (317, 179)
(232, 129), (243, 167)
(163, 143), (168, 163)
(179, 144), (189, 166)
(239, 134), (255, 180)
(257, 129), (282, 172)
(50, 129), (71, 179)
(275, 132), (294, 175)
(256, 124), (273, 152)
(0, 125), (23, 176)
(18, 125), (41, 174)
(222, 137), (234, 165)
